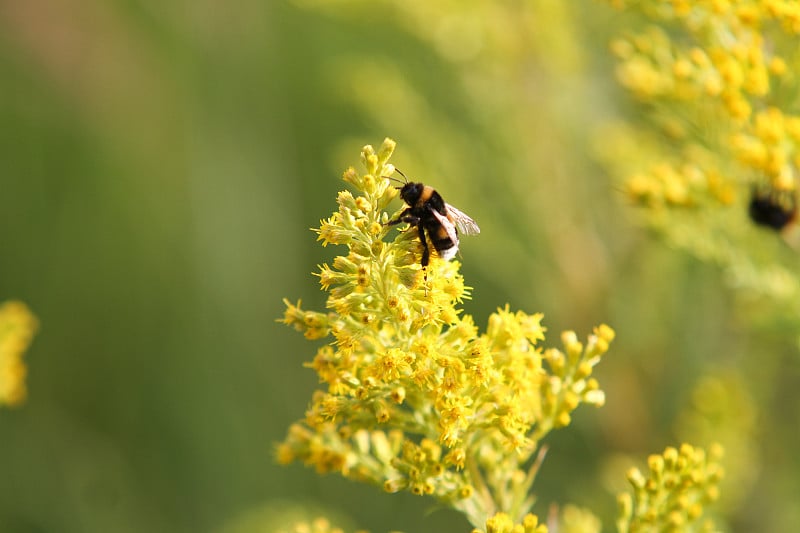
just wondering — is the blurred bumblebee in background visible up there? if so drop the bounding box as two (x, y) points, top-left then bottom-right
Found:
(749, 183), (797, 231)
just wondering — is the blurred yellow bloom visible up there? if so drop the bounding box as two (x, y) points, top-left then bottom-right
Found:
(601, 0), (800, 332)
(617, 443), (724, 533)
(0, 301), (38, 407)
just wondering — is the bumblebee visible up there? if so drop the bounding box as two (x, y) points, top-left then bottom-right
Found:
(386, 171), (480, 267)
(749, 183), (797, 231)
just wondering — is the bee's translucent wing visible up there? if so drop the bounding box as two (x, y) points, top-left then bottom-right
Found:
(432, 209), (459, 245)
(446, 204), (481, 235)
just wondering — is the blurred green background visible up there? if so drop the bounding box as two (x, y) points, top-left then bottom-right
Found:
(2, 1), (799, 532)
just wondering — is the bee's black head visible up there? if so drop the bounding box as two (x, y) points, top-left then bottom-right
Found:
(384, 169), (423, 205)
(399, 182), (424, 205)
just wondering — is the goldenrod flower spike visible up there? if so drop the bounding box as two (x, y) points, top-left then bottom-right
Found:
(616, 443), (725, 533)
(277, 139), (615, 529)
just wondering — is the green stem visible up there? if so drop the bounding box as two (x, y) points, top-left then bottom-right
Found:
(465, 453), (496, 527)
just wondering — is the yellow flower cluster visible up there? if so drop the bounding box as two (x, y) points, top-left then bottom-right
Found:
(734, 106), (800, 189)
(278, 139), (615, 528)
(607, 0), (800, 208)
(616, 443), (725, 533)
(0, 301), (38, 407)
(600, 0), (800, 332)
(472, 512), (547, 533)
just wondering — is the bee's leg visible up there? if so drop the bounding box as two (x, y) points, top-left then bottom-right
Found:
(417, 223), (430, 268)
(416, 224), (430, 293)
(386, 208), (415, 227)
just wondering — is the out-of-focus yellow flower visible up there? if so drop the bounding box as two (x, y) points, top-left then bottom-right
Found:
(0, 301), (38, 407)
(604, 0), (800, 203)
(274, 516), (365, 533)
(473, 512), (547, 533)
(558, 505), (602, 533)
(616, 443), (724, 533)
(600, 0), (800, 332)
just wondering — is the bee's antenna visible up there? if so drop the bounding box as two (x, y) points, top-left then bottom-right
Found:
(394, 168), (409, 184)
(383, 168), (408, 187)
(384, 175), (405, 186)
